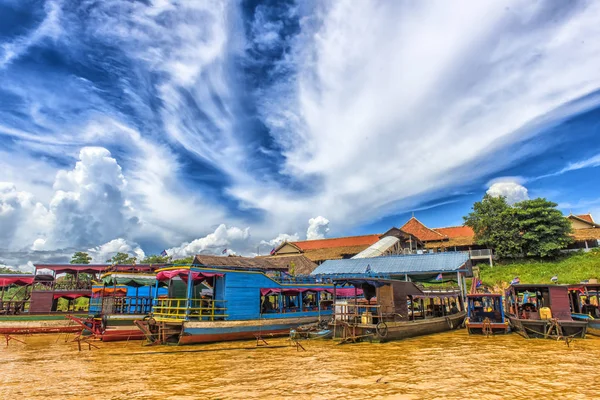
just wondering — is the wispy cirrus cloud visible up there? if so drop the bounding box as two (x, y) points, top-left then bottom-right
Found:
(2, 1), (600, 268)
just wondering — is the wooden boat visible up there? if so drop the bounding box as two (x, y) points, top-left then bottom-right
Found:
(505, 284), (587, 339)
(135, 266), (334, 345)
(465, 293), (510, 335)
(0, 273), (83, 334)
(329, 278), (466, 343)
(68, 269), (166, 341)
(568, 284), (600, 337)
(290, 321), (333, 339)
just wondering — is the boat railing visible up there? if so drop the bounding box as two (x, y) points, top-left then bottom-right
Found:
(152, 298), (228, 321)
(333, 302), (383, 323)
(89, 296), (154, 315)
(0, 300), (30, 315)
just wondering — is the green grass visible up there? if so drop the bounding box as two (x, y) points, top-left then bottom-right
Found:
(479, 249), (600, 287)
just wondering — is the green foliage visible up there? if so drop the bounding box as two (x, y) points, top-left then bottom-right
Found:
(142, 254), (172, 264)
(464, 195), (573, 258)
(463, 194), (521, 257)
(512, 198), (573, 257)
(70, 251), (92, 264)
(0, 266), (21, 274)
(171, 256), (194, 265)
(479, 249), (600, 286)
(106, 252), (137, 265)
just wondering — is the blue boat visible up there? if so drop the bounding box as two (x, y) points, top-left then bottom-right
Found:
(569, 284), (600, 336)
(465, 293), (509, 335)
(136, 266), (335, 345)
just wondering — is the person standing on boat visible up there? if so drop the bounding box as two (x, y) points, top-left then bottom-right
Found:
(450, 302), (459, 314)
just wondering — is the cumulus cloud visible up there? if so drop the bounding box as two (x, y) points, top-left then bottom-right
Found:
(3, 1), (600, 268)
(87, 238), (145, 263)
(307, 216), (330, 240)
(487, 181), (529, 204)
(166, 224), (251, 259)
(260, 233), (300, 248)
(0, 147), (137, 252)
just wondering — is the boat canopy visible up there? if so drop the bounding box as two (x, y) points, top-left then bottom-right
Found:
(335, 278), (389, 288)
(101, 273), (157, 287)
(260, 287), (331, 296)
(35, 265), (108, 274)
(156, 269), (223, 284)
(53, 293), (89, 300)
(91, 286), (128, 297)
(0, 274), (35, 287)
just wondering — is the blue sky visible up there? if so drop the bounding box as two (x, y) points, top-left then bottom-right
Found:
(1, 0), (600, 269)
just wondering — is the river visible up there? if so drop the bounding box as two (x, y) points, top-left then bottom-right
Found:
(1, 331), (599, 399)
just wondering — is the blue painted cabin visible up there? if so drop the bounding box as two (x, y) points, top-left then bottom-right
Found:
(151, 266), (334, 321)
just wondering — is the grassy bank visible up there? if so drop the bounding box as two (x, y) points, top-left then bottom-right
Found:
(478, 249), (600, 287)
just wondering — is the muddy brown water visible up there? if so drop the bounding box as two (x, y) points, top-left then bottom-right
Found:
(1, 331), (599, 399)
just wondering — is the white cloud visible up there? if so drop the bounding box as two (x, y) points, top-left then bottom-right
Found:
(307, 216), (330, 240)
(487, 181), (529, 204)
(261, 233), (300, 248)
(87, 238), (145, 263)
(236, 0), (600, 230)
(166, 224), (251, 259)
(0, 0), (63, 69)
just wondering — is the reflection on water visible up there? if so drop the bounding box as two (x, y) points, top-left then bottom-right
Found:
(1, 331), (599, 399)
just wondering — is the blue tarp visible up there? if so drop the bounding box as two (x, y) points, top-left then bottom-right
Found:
(310, 252), (470, 276)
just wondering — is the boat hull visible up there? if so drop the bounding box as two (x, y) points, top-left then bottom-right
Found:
(178, 316), (324, 345)
(0, 314), (84, 334)
(571, 314), (600, 337)
(508, 316), (587, 339)
(332, 312), (466, 343)
(465, 320), (510, 335)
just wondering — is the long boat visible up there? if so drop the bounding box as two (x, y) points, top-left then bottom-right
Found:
(0, 264), (165, 335)
(328, 277), (466, 343)
(568, 283), (600, 336)
(0, 273), (84, 334)
(465, 293), (510, 335)
(135, 266), (335, 345)
(504, 284), (587, 339)
(68, 270), (167, 341)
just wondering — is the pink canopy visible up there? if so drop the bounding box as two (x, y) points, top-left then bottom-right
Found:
(260, 287), (359, 296)
(53, 293), (89, 300)
(156, 269), (223, 284)
(334, 288), (364, 297)
(0, 275), (35, 287)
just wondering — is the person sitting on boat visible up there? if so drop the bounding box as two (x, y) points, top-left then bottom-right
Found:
(582, 299), (600, 318)
(450, 302), (459, 314)
(262, 298), (274, 313)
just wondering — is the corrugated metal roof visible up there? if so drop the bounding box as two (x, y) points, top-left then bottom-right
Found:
(310, 252), (470, 275)
(352, 236), (400, 259)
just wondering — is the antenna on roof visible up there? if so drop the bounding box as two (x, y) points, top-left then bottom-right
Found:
(412, 211), (415, 218)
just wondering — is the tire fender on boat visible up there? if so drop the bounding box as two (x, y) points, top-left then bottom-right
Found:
(376, 322), (388, 338)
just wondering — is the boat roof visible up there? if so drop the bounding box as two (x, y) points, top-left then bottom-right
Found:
(467, 293), (502, 298)
(311, 252), (470, 276)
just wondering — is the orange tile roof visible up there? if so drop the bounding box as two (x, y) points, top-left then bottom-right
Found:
(400, 217), (446, 242)
(576, 214), (594, 223)
(291, 234), (381, 250)
(433, 226), (474, 239)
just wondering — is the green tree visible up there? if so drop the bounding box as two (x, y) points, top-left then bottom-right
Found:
(464, 195), (573, 258)
(512, 198), (573, 257)
(106, 252), (137, 265)
(171, 256), (194, 265)
(70, 251), (92, 264)
(0, 266), (21, 274)
(463, 194), (522, 258)
(142, 254), (172, 264)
